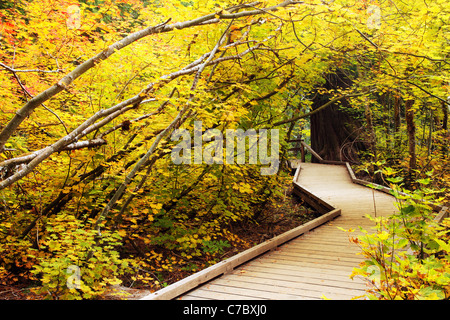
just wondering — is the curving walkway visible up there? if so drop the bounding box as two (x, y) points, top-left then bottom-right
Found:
(142, 162), (399, 300)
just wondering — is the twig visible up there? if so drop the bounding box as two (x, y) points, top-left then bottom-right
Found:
(272, 91), (372, 126)
(2, 63), (69, 135)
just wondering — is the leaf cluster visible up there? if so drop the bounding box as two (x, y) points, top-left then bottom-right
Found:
(347, 181), (450, 300)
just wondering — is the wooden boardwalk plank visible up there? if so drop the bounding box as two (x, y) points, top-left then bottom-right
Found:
(253, 255), (366, 275)
(185, 283), (319, 300)
(209, 275), (366, 299)
(229, 269), (367, 291)
(245, 258), (367, 279)
(237, 265), (368, 288)
(182, 288), (266, 300)
(261, 251), (361, 267)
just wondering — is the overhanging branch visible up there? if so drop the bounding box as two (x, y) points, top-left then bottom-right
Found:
(0, 0), (301, 152)
(272, 92), (370, 127)
(0, 26), (266, 190)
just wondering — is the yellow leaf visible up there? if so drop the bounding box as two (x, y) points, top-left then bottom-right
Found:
(117, 230), (127, 237)
(378, 232), (389, 241)
(106, 278), (122, 285)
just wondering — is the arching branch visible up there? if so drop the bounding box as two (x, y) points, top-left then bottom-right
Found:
(0, 0), (300, 152)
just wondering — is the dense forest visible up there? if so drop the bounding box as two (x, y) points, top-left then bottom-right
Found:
(0, 0), (449, 299)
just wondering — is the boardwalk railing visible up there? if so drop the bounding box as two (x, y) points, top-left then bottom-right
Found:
(292, 164), (335, 214)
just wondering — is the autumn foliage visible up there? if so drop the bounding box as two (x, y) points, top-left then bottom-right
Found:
(0, 0), (449, 299)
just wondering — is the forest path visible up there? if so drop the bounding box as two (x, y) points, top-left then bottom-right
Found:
(175, 162), (397, 300)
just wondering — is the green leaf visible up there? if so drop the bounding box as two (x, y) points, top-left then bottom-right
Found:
(417, 286), (445, 300)
(416, 178), (431, 185)
(400, 204), (416, 215)
(386, 176), (404, 184)
(395, 238), (409, 249)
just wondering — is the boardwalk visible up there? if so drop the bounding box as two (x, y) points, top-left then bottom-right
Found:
(143, 162), (398, 300)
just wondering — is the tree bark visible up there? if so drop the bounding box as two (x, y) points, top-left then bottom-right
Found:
(309, 70), (366, 163)
(405, 99), (416, 183)
(394, 92), (401, 133)
(393, 90), (402, 155)
(443, 100), (449, 131)
(365, 96), (376, 160)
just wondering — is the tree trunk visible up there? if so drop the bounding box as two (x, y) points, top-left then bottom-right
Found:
(443, 100), (449, 131)
(309, 71), (366, 163)
(405, 99), (416, 183)
(393, 92), (401, 133)
(365, 96), (376, 160)
(393, 91), (402, 156)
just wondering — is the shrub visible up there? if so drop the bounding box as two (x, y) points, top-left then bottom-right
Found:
(30, 214), (131, 299)
(347, 178), (450, 300)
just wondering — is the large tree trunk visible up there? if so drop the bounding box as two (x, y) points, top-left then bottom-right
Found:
(309, 71), (366, 163)
(405, 99), (416, 184)
(393, 91), (402, 155)
(394, 92), (401, 133)
(443, 100), (449, 131)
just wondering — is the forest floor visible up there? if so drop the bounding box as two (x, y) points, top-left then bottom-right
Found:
(0, 183), (319, 300)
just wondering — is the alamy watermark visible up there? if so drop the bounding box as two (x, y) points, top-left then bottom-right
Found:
(170, 121), (279, 176)
(66, 265), (81, 290)
(367, 5), (381, 30)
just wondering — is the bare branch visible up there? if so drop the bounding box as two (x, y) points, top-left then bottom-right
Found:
(0, 138), (106, 171)
(2, 62), (69, 134)
(0, 62), (63, 73)
(62, 138), (107, 151)
(272, 92), (371, 127)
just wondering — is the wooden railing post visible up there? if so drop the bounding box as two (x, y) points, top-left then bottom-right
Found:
(300, 142), (306, 162)
(300, 141), (323, 162)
